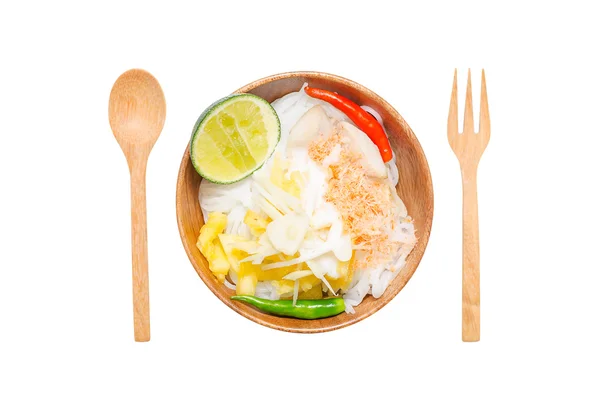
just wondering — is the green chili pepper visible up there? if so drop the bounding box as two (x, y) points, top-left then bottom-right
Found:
(231, 295), (345, 319)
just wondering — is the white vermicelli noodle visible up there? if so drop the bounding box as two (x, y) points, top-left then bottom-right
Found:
(386, 150), (400, 187)
(255, 282), (280, 300)
(223, 279), (236, 290)
(199, 177), (252, 218)
(360, 105), (384, 125)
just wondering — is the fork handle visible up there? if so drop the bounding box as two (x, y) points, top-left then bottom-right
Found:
(461, 167), (480, 342)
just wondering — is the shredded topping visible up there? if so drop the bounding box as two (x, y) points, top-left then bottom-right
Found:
(309, 126), (400, 268)
(308, 130), (343, 162)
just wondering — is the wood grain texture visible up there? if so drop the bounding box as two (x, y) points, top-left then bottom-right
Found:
(176, 71), (433, 333)
(448, 69), (490, 342)
(109, 69), (166, 342)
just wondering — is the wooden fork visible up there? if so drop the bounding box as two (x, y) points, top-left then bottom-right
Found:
(448, 69), (490, 342)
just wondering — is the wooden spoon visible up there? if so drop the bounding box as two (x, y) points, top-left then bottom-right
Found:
(109, 69), (166, 342)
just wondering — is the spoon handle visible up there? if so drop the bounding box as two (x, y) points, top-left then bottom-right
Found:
(130, 161), (150, 342)
(461, 167), (480, 342)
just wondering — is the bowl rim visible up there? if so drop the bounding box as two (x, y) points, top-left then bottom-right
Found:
(176, 71), (434, 333)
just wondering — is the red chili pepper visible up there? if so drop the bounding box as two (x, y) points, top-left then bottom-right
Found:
(304, 86), (392, 162)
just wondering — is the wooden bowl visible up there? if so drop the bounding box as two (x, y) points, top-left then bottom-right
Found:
(176, 71), (433, 333)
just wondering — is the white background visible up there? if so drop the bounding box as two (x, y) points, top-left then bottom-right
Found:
(1, 0), (599, 395)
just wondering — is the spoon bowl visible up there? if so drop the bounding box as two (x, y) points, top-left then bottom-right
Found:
(109, 69), (166, 152)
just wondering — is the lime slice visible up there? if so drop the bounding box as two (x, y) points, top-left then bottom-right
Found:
(190, 94), (280, 184)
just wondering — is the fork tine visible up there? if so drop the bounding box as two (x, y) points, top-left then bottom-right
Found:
(448, 69), (459, 142)
(479, 69), (490, 143)
(463, 69), (474, 134)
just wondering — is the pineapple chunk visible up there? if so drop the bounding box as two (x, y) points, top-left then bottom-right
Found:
(237, 274), (258, 296)
(269, 153), (302, 198)
(244, 210), (269, 237)
(197, 212), (230, 282)
(208, 243), (229, 274)
(218, 234), (253, 274)
(236, 262), (260, 296)
(284, 171), (304, 198)
(272, 280), (295, 296)
(258, 263), (299, 281)
(269, 153), (289, 188)
(270, 264), (320, 297)
(326, 256), (355, 293)
(214, 273), (226, 283)
(299, 275), (321, 292)
(198, 212), (227, 251)
(299, 283), (323, 299)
